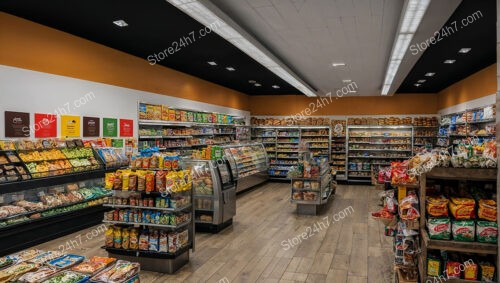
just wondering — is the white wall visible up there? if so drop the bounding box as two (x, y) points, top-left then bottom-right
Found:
(0, 65), (250, 139)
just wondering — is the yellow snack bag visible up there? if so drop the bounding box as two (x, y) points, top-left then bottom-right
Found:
(105, 173), (114, 190)
(122, 172), (130, 191)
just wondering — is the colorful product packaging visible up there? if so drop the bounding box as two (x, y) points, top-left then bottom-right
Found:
(478, 199), (497, 222)
(449, 198), (475, 220)
(452, 220), (475, 242)
(427, 218), (451, 240)
(476, 221), (498, 243)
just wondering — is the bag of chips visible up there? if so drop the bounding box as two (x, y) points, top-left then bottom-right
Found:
(427, 218), (451, 240)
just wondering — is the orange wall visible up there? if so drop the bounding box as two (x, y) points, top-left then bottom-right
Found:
(250, 93), (438, 116)
(0, 12), (250, 111)
(437, 64), (497, 110)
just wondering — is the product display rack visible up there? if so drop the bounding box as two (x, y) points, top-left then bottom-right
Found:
(418, 167), (499, 283)
(103, 187), (195, 274)
(138, 120), (237, 152)
(438, 105), (496, 148)
(251, 126), (331, 180)
(235, 125), (251, 141)
(347, 126), (413, 184)
(290, 160), (334, 215)
(223, 143), (269, 193)
(0, 139), (111, 256)
(331, 136), (347, 181)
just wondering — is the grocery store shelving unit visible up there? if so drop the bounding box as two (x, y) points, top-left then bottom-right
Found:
(418, 167), (498, 283)
(331, 119), (347, 181)
(0, 168), (108, 256)
(347, 126), (413, 184)
(251, 126), (331, 180)
(103, 188), (195, 273)
(438, 104), (496, 149)
(235, 125), (251, 141)
(138, 120), (237, 152)
(290, 161), (334, 215)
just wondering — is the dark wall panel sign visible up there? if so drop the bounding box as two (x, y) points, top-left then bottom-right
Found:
(5, 111), (30, 137)
(83, 116), (100, 137)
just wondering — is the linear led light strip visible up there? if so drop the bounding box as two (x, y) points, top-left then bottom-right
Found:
(381, 0), (431, 95)
(166, 0), (317, 97)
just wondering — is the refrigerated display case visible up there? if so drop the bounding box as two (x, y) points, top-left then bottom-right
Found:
(223, 143), (269, 193)
(186, 159), (236, 233)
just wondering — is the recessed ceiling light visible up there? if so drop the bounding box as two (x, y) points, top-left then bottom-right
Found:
(207, 61), (217, 66)
(113, 20), (128, 27)
(332, 63), (346, 67)
(458, 48), (471, 54)
(444, 59), (456, 64)
(425, 72), (435, 77)
(414, 83), (422, 87)
(248, 80), (256, 83)
(272, 85), (280, 89)
(226, 67), (236, 71)
(254, 83), (261, 87)
(342, 79), (352, 83)
(417, 79), (426, 83)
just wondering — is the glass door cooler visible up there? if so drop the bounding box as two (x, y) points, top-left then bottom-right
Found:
(187, 159), (236, 232)
(223, 143), (269, 193)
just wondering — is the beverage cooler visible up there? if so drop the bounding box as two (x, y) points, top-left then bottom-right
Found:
(223, 143), (269, 193)
(187, 159), (236, 233)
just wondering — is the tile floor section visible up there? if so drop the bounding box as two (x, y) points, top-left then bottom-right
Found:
(34, 182), (395, 283)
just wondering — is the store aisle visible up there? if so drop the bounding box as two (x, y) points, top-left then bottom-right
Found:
(34, 183), (394, 283)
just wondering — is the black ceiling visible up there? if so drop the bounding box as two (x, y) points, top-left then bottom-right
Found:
(397, 0), (496, 93)
(0, 0), (302, 95)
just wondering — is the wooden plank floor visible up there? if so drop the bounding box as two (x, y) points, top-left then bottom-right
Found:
(33, 183), (394, 283)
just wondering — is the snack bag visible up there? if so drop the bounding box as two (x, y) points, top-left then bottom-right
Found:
(113, 172), (123, 190)
(464, 261), (478, 280)
(149, 230), (159, 252)
(478, 199), (497, 222)
(427, 218), (451, 240)
(105, 173), (115, 190)
(156, 170), (167, 192)
(476, 221), (498, 243)
(129, 228), (139, 250)
(452, 220), (475, 242)
(128, 173), (137, 191)
(159, 231), (168, 252)
(426, 196), (449, 217)
(427, 256), (441, 277)
(449, 198), (475, 219)
(122, 172), (130, 191)
(168, 232), (177, 253)
(446, 261), (461, 279)
(105, 226), (114, 248)
(139, 230), (149, 250)
(122, 228), (130, 250)
(145, 172), (155, 193)
(479, 262), (495, 282)
(137, 171), (146, 191)
(113, 227), (122, 249)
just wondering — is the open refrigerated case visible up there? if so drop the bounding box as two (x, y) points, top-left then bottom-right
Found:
(187, 159), (236, 233)
(223, 143), (269, 193)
